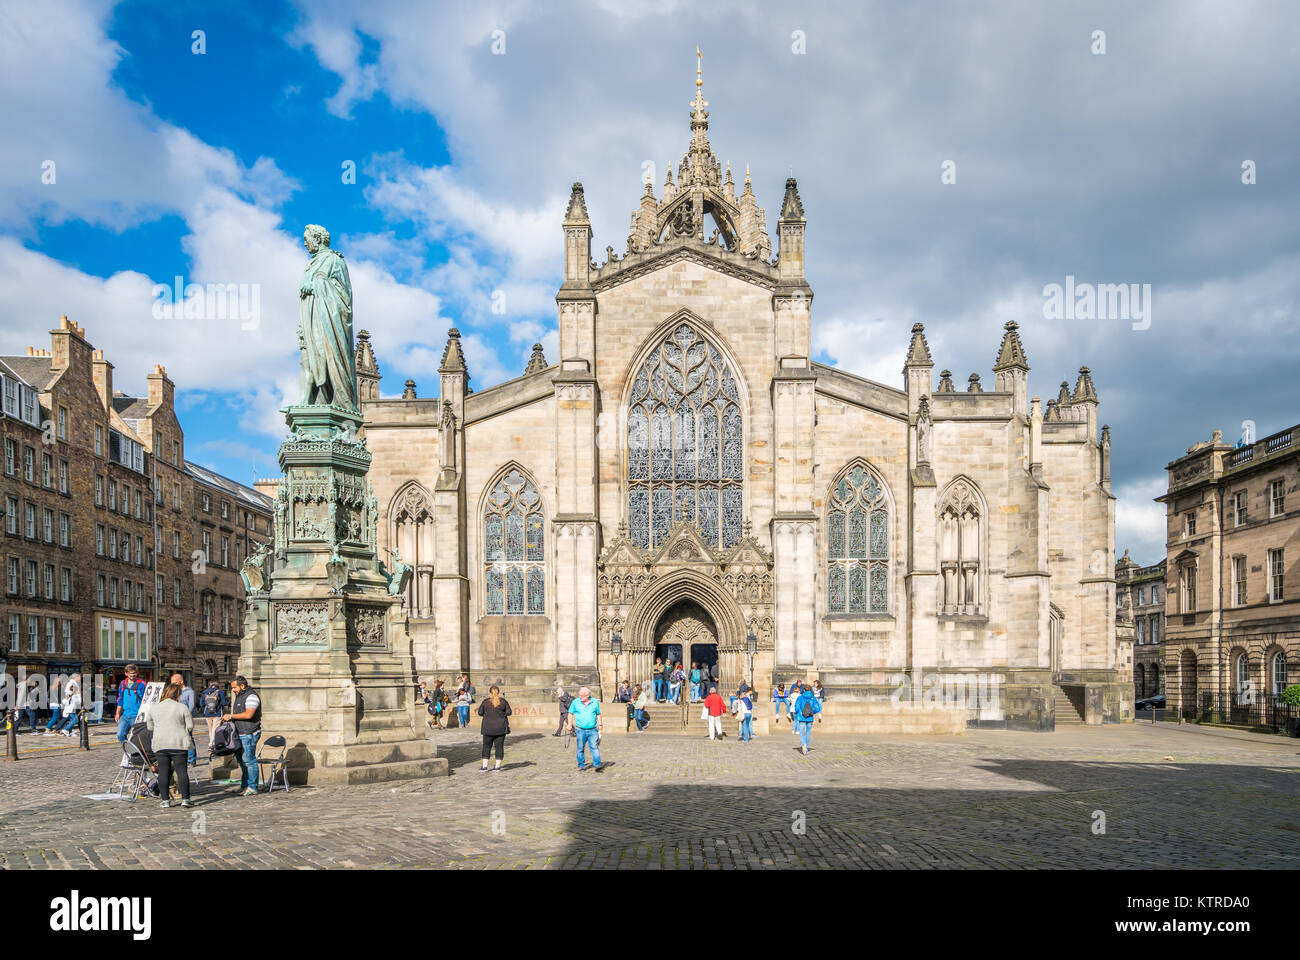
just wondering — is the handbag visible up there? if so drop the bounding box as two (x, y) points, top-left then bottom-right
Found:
(700, 706), (709, 721)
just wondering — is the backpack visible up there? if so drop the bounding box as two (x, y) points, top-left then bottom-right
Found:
(203, 689), (222, 714)
(800, 696), (815, 719)
(210, 720), (242, 757)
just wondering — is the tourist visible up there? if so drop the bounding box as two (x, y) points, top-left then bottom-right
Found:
(115, 664), (147, 743)
(668, 663), (685, 704)
(221, 675), (262, 796)
(458, 674), (476, 710)
(17, 676), (40, 733)
(476, 685), (512, 773)
(429, 679), (450, 729)
(730, 678), (750, 712)
(566, 686), (604, 772)
(632, 683), (649, 731)
(42, 674), (65, 735)
(792, 682), (822, 754)
(170, 673), (197, 767)
(788, 680), (804, 734)
(553, 685), (574, 737)
(456, 684), (472, 730)
(200, 679), (227, 744)
(148, 683), (195, 809)
(703, 685), (727, 740)
(653, 657), (665, 703)
(616, 679), (632, 703)
(709, 661), (721, 691)
(689, 662), (702, 702)
(736, 687), (755, 742)
(772, 682), (790, 724)
(811, 680), (826, 722)
(53, 673), (82, 737)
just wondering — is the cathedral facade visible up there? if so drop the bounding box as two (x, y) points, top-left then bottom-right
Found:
(357, 74), (1128, 729)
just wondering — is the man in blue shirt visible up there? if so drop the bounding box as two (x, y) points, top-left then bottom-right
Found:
(566, 686), (604, 772)
(115, 664), (147, 743)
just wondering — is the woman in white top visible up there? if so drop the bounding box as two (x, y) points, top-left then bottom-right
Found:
(54, 674), (82, 737)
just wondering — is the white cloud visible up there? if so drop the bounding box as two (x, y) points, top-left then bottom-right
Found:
(1115, 475), (1169, 568)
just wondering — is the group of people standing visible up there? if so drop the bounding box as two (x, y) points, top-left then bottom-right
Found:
(649, 658), (722, 704)
(419, 674), (476, 730)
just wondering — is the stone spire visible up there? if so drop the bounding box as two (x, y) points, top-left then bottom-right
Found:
(682, 46), (721, 188)
(992, 320), (1028, 371)
(439, 327), (466, 372)
(1072, 366), (1098, 403)
(905, 323), (933, 367)
(564, 182), (589, 223)
(967, 373), (983, 393)
(992, 320), (1029, 413)
(355, 329), (381, 403)
(439, 327), (471, 397)
(780, 178), (805, 220)
(524, 342), (547, 376)
(936, 370), (955, 393)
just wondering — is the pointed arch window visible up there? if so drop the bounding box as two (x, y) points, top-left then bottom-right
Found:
(826, 464), (890, 614)
(939, 478), (984, 615)
(483, 469), (545, 616)
(627, 322), (743, 549)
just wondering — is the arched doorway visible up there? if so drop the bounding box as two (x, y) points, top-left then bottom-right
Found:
(654, 600), (717, 700)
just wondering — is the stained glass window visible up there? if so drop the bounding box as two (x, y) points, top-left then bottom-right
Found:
(826, 463), (890, 614)
(627, 323), (744, 548)
(483, 469), (545, 615)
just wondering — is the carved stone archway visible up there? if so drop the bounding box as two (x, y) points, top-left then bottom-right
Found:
(597, 518), (774, 694)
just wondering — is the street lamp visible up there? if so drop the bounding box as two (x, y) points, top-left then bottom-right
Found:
(746, 628), (757, 692)
(610, 631), (622, 698)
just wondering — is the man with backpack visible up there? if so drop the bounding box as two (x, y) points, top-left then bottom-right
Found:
(200, 679), (228, 743)
(114, 664), (147, 743)
(792, 682), (822, 755)
(221, 675), (262, 796)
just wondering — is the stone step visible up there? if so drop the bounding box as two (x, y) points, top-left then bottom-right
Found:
(1053, 689), (1084, 724)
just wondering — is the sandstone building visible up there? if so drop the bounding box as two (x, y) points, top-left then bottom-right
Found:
(358, 71), (1127, 729)
(1, 318), (270, 699)
(1158, 424), (1297, 723)
(1115, 550), (1166, 698)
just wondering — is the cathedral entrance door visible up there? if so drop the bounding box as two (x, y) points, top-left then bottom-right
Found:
(654, 600), (719, 705)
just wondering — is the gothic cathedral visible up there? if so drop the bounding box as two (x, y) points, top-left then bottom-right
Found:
(357, 67), (1128, 729)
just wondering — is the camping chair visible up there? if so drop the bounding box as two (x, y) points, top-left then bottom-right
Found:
(111, 739), (150, 801)
(256, 735), (289, 794)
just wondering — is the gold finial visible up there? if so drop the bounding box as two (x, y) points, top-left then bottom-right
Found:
(696, 46), (702, 87)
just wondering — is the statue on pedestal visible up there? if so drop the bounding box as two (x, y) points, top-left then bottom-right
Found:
(298, 224), (357, 412)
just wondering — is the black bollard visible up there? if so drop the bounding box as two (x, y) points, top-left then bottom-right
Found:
(6, 710), (17, 762)
(78, 710), (91, 750)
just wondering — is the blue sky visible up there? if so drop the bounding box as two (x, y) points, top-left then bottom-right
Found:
(2, 0), (1299, 564)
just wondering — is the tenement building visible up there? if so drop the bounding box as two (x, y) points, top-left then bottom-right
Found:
(358, 68), (1128, 728)
(186, 461), (273, 679)
(1159, 425), (1298, 722)
(1116, 549), (1166, 698)
(1, 318), (269, 700)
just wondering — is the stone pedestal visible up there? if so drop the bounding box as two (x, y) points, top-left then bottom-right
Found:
(237, 404), (448, 785)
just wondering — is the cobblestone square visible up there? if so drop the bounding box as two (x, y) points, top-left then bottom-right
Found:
(1, 722), (1297, 869)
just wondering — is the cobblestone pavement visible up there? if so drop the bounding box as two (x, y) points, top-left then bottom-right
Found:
(1, 723), (1297, 869)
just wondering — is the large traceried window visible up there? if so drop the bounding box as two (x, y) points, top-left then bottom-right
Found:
(939, 478), (984, 615)
(483, 469), (545, 616)
(826, 463), (890, 614)
(627, 322), (743, 549)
